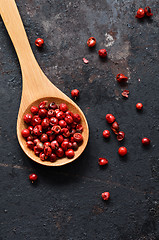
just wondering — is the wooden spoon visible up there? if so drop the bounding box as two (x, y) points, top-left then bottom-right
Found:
(0, 0), (89, 166)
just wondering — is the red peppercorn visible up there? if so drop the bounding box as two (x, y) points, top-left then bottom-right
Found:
(116, 73), (128, 83)
(48, 102), (58, 110)
(26, 141), (34, 149)
(35, 38), (44, 47)
(59, 120), (67, 128)
(87, 37), (96, 47)
(56, 111), (65, 120)
(27, 135), (34, 141)
(117, 131), (125, 141)
(31, 106), (39, 115)
(28, 126), (34, 135)
(33, 146), (41, 156)
(50, 117), (59, 126)
(68, 142), (73, 149)
(59, 103), (68, 112)
(21, 129), (30, 138)
(38, 108), (48, 118)
(61, 141), (69, 151)
(39, 101), (48, 109)
(65, 115), (73, 124)
(51, 140), (59, 150)
(103, 130), (110, 139)
(33, 138), (40, 145)
(61, 128), (70, 138)
(40, 152), (47, 161)
(41, 118), (50, 129)
(44, 146), (52, 156)
(73, 133), (83, 142)
(65, 149), (75, 159)
(98, 49), (107, 58)
(33, 125), (42, 136)
(106, 114), (115, 124)
(29, 173), (38, 182)
(136, 8), (145, 18)
(72, 142), (78, 150)
(76, 124), (83, 133)
(65, 110), (74, 117)
(136, 103), (143, 110)
(31, 115), (41, 126)
(71, 89), (80, 99)
(98, 158), (108, 166)
(73, 114), (81, 123)
(144, 6), (153, 17)
(41, 133), (48, 143)
(56, 135), (64, 144)
(142, 137), (150, 146)
(51, 125), (61, 134)
(23, 113), (32, 124)
(101, 192), (110, 201)
(36, 142), (44, 151)
(55, 148), (64, 158)
(118, 146), (127, 156)
(44, 142), (51, 147)
(50, 153), (57, 162)
(47, 109), (55, 118)
(111, 121), (119, 134)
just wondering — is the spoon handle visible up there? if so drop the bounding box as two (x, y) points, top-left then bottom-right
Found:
(0, 0), (38, 74)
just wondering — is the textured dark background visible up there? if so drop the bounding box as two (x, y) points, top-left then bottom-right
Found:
(0, 0), (159, 239)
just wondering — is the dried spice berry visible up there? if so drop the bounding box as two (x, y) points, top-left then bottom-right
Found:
(101, 192), (110, 201)
(87, 37), (96, 47)
(136, 8), (145, 18)
(117, 131), (125, 141)
(106, 114), (115, 124)
(103, 130), (110, 138)
(122, 90), (129, 98)
(144, 6), (153, 17)
(142, 137), (150, 145)
(111, 121), (119, 135)
(23, 114), (32, 124)
(118, 146), (127, 156)
(83, 58), (89, 64)
(29, 173), (38, 182)
(136, 103), (143, 110)
(98, 49), (107, 58)
(98, 158), (108, 166)
(71, 89), (79, 99)
(116, 74), (128, 83)
(35, 38), (44, 47)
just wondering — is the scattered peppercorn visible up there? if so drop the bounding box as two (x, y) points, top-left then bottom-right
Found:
(101, 192), (110, 201)
(98, 158), (108, 166)
(98, 49), (107, 58)
(29, 173), (38, 182)
(103, 130), (110, 138)
(136, 103), (143, 110)
(106, 114), (115, 124)
(118, 146), (127, 156)
(136, 8), (145, 18)
(144, 6), (153, 17)
(71, 89), (80, 99)
(87, 37), (96, 47)
(116, 74), (128, 83)
(142, 137), (150, 145)
(35, 38), (44, 47)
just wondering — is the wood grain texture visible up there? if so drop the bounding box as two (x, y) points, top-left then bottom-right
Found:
(0, 0), (89, 166)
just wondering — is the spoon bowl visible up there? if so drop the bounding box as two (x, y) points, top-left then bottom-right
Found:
(0, 0), (89, 166)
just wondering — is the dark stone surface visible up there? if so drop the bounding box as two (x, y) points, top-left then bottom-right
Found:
(0, 0), (159, 239)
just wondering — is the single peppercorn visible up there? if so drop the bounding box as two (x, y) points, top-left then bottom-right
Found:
(21, 129), (30, 138)
(116, 73), (128, 83)
(35, 38), (44, 47)
(98, 49), (107, 58)
(103, 130), (110, 138)
(117, 131), (125, 141)
(87, 37), (96, 47)
(23, 113), (32, 124)
(29, 173), (38, 182)
(136, 103), (143, 110)
(31, 106), (39, 115)
(101, 192), (110, 201)
(136, 8), (145, 18)
(144, 6), (153, 17)
(118, 146), (127, 156)
(106, 114), (115, 123)
(71, 89), (80, 99)
(65, 149), (75, 159)
(98, 158), (108, 166)
(142, 137), (150, 146)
